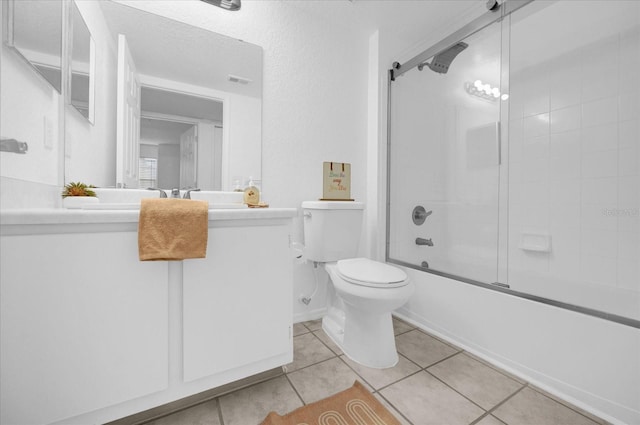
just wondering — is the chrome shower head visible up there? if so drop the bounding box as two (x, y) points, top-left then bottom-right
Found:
(418, 42), (469, 74)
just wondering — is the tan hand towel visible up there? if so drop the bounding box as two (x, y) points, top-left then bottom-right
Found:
(138, 198), (209, 261)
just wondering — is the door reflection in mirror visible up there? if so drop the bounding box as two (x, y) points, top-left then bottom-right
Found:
(139, 87), (223, 191)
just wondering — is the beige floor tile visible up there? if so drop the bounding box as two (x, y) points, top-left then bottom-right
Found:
(464, 351), (527, 385)
(392, 317), (415, 336)
(303, 318), (323, 331)
(284, 332), (335, 373)
(341, 354), (420, 390)
(528, 384), (609, 424)
(380, 371), (484, 425)
(287, 357), (372, 404)
(218, 376), (302, 425)
(145, 399), (221, 425)
(475, 414), (507, 425)
(293, 322), (310, 337)
(396, 329), (459, 367)
(374, 394), (413, 425)
(428, 353), (523, 410)
(492, 387), (600, 425)
(313, 329), (343, 355)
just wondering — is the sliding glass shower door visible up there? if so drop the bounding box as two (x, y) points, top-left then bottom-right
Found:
(388, 0), (639, 324)
(388, 20), (505, 285)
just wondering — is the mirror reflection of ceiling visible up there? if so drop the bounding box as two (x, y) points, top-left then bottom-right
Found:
(141, 87), (223, 122)
(71, 3), (91, 61)
(140, 119), (194, 145)
(99, 0), (262, 98)
(12, 0), (62, 56)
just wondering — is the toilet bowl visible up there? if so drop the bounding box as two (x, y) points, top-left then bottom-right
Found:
(301, 201), (414, 369)
(322, 258), (414, 369)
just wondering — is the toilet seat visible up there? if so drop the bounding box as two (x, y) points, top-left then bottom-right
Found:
(336, 258), (408, 288)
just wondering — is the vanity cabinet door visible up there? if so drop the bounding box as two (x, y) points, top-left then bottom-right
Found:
(182, 221), (293, 382)
(0, 231), (168, 425)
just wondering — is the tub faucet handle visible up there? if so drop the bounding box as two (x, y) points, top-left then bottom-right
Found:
(171, 188), (181, 198)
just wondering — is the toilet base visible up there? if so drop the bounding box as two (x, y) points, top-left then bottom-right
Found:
(323, 306), (399, 369)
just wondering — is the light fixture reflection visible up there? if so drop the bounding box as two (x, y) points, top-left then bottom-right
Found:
(465, 80), (508, 102)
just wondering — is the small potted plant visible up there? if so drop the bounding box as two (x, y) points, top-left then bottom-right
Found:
(61, 182), (99, 209)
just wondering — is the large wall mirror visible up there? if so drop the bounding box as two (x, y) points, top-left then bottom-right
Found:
(2, 0), (262, 198)
(88, 1), (263, 191)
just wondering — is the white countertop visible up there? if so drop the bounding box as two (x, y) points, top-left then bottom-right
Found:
(0, 207), (298, 226)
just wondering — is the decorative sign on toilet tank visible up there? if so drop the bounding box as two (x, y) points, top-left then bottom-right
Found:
(321, 162), (353, 201)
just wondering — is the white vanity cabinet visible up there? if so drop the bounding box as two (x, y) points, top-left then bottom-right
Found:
(183, 220), (292, 382)
(0, 227), (169, 425)
(0, 208), (295, 425)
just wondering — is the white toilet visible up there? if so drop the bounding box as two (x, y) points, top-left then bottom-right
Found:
(302, 201), (414, 369)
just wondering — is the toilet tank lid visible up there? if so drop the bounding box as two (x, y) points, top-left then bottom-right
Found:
(302, 201), (364, 210)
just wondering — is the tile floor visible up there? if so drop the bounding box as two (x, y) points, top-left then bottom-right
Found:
(145, 317), (608, 425)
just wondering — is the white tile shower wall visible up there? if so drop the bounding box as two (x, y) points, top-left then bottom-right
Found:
(507, 19), (639, 318)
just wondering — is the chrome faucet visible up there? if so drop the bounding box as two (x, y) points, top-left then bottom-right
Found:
(170, 188), (181, 198)
(416, 237), (434, 246)
(147, 187), (167, 198)
(183, 188), (201, 199)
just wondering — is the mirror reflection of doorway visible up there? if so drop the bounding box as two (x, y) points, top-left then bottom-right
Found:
(138, 86), (223, 190)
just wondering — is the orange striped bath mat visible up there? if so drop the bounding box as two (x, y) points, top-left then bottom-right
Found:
(260, 381), (402, 425)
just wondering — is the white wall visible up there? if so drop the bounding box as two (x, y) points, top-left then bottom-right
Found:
(0, 1), (63, 207)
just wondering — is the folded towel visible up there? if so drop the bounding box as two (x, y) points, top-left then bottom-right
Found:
(138, 198), (209, 261)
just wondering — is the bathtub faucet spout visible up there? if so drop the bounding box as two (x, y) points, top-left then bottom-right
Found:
(416, 237), (434, 246)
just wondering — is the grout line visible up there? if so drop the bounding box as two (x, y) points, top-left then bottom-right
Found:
(216, 398), (225, 425)
(375, 391), (416, 425)
(482, 383), (528, 420)
(422, 350), (463, 370)
(374, 369), (424, 393)
(284, 372), (307, 406)
(311, 329), (342, 356)
(397, 352), (421, 369)
(424, 368), (489, 414)
(285, 355), (337, 375)
(526, 385), (606, 425)
(460, 350), (526, 385)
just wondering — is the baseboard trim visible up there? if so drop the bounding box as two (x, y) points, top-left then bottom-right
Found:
(294, 307), (327, 324)
(105, 367), (284, 425)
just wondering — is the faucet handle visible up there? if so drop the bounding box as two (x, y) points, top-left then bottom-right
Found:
(147, 187), (167, 198)
(183, 188), (201, 199)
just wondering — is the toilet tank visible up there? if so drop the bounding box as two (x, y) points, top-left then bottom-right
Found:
(302, 201), (364, 262)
